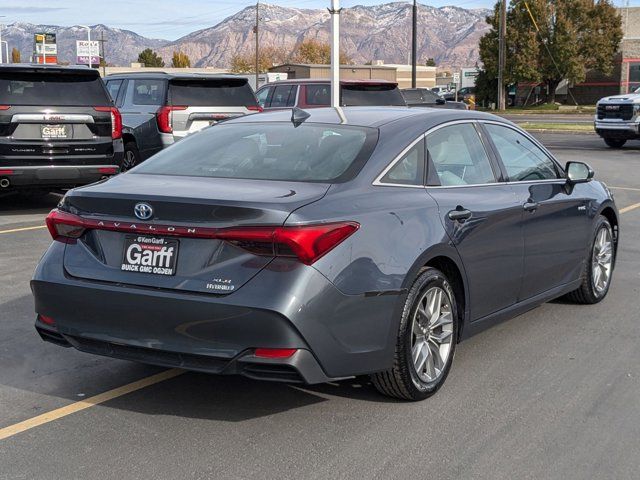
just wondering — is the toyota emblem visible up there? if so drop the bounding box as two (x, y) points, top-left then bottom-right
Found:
(134, 202), (154, 220)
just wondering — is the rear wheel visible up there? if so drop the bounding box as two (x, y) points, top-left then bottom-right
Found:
(371, 267), (458, 400)
(604, 138), (626, 148)
(566, 216), (614, 304)
(122, 142), (141, 171)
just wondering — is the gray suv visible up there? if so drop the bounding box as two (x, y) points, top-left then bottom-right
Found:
(104, 73), (261, 169)
(0, 64), (123, 196)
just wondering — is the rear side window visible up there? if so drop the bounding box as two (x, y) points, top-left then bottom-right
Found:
(0, 72), (109, 106)
(256, 86), (271, 108)
(341, 84), (406, 106)
(105, 79), (123, 102)
(133, 122), (377, 183)
(169, 79), (257, 107)
(484, 124), (558, 181)
(130, 79), (164, 106)
(380, 140), (424, 186)
(427, 123), (496, 186)
(306, 84), (330, 106)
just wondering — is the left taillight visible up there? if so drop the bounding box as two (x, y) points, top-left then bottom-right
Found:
(46, 209), (86, 242)
(247, 105), (263, 113)
(94, 106), (122, 140)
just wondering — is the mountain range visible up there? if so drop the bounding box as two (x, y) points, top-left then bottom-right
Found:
(2, 3), (490, 69)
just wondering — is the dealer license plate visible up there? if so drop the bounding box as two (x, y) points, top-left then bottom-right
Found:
(121, 236), (179, 276)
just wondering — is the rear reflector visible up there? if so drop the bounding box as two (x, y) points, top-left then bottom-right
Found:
(254, 348), (297, 359)
(45, 209), (359, 264)
(98, 167), (118, 174)
(247, 105), (263, 112)
(156, 105), (187, 133)
(0, 169), (14, 175)
(38, 314), (56, 326)
(0, 105), (10, 110)
(94, 106), (123, 140)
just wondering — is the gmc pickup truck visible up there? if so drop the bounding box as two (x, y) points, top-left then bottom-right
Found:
(594, 87), (640, 148)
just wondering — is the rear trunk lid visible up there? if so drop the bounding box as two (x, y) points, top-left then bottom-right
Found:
(0, 68), (115, 166)
(61, 173), (329, 294)
(167, 77), (259, 138)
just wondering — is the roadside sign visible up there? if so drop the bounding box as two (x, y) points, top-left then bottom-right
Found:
(76, 40), (100, 66)
(453, 72), (460, 85)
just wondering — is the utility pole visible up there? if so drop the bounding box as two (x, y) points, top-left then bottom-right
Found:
(254, 1), (259, 90)
(411, 0), (417, 88)
(0, 17), (4, 64)
(98, 31), (107, 76)
(329, 0), (341, 108)
(497, 0), (506, 110)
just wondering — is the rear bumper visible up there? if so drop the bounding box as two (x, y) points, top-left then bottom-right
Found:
(0, 164), (122, 188)
(31, 243), (401, 383)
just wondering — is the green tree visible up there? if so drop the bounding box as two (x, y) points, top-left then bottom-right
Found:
(171, 51), (191, 68)
(291, 39), (351, 64)
(474, 69), (498, 107)
(137, 48), (165, 67)
(479, 0), (623, 104)
(11, 48), (20, 63)
(425, 58), (436, 67)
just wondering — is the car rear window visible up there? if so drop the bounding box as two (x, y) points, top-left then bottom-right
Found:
(0, 72), (110, 106)
(132, 122), (377, 183)
(168, 79), (257, 107)
(342, 84), (406, 106)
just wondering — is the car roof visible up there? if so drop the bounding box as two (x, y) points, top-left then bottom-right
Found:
(228, 106), (507, 129)
(261, 78), (398, 87)
(0, 63), (101, 76)
(105, 72), (248, 81)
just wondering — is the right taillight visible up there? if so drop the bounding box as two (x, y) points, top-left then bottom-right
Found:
(156, 105), (187, 133)
(94, 106), (122, 140)
(0, 105), (10, 110)
(247, 105), (263, 113)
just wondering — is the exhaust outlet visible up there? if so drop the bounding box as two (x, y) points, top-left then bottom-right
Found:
(0, 178), (10, 188)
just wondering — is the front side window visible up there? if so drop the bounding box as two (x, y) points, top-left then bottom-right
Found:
(380, 140), (424, 186)
(426, 123), (496, 186)
(133, 122), (376, 183)
(484, 124), (558, 182)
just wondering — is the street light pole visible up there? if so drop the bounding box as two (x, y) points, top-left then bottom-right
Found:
(255, 1), (259, 90)
(497, 0), (506, 110)
(411, 0), (417, 89)
(329, 0), (341, 108)
(1, 42), (8, 65)
(0, 16), (5, 64)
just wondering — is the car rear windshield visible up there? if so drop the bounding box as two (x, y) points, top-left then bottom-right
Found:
(0, 72), (109, 106)
(168, 79), (257, 107)
(132, 122), (377, 183)
(342, 84), (406, 106)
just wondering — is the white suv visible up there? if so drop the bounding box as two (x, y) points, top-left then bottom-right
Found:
(594, 87), (640, 148)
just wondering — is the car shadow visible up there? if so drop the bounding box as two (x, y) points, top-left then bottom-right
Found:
(0, 192), (61, 217)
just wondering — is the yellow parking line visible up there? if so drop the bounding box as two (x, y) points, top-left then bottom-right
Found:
(0, 368), (183, 441)
(610, 186), (640, 192)
(0, 225), (46, 234)
(620, 202), (640, 214)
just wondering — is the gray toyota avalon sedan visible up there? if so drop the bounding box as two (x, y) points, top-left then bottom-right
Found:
(32, 107), (619, 400)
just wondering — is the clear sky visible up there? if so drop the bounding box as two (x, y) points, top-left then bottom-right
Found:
(0, 0), (638, 40)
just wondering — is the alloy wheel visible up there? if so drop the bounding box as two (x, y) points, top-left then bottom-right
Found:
(122, 150), (137, 171)
(411, 286), (454, 383)
(592, 226), (613, 294)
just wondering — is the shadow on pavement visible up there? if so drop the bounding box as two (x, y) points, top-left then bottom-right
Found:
(0, 192), (61, 217)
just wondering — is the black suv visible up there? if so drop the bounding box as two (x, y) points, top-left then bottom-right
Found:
(104, 73), (261, 169)
(0, 64), (123, 195)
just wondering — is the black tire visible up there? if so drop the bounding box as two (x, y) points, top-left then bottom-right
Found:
(122, 141), (141, 171)
(371, 267), (458, 401)
(604, 138), (626, 148)
(566, 216), (614, 304)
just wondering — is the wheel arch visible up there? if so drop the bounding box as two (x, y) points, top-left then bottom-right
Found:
(599, 204), (619, 262)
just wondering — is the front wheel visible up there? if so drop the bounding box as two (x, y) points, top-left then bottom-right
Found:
(566, 216), (614, 304)
(371, 267), (458, 400)
(604, 138), (626, 148)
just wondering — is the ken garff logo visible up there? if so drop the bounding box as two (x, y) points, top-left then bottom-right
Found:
(134, 202), (154, 220)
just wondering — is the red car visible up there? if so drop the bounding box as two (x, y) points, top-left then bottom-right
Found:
(256, 79), (406, 110)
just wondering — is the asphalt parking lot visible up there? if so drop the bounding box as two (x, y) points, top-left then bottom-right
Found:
(1, 133), (639, 480)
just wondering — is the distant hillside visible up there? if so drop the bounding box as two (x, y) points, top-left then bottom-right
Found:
(2, 23), (168, 66)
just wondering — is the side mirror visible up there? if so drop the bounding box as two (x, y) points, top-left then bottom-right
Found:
(566, 161), (594, 184)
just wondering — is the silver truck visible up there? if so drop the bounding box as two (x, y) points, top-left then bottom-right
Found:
(594, 87), (640, 148)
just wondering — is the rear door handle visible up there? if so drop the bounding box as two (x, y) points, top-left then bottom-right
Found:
(523, 201), (539, 212)
(448, 208), (472, 221)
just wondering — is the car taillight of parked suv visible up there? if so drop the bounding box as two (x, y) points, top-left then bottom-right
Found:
(104, 73), (261, 170)
(256, 79), (407, 110)
(0, 64), (123, 197)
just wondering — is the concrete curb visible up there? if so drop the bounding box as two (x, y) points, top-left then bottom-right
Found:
(522, 128), (596, 135)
